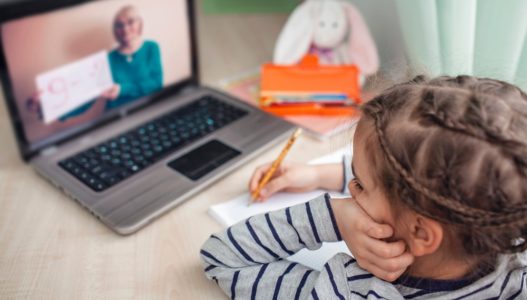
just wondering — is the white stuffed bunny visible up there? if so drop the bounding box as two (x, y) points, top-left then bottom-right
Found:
(274, 0), (379, 76)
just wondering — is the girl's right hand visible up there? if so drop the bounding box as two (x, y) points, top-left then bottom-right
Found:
(249, 162), (322, 202)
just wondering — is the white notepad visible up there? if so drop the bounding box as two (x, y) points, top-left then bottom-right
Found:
(208, 148), (353, 270)
(37, 51), (114, 124)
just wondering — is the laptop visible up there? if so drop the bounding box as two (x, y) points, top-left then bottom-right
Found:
(0, 0), (294, 235)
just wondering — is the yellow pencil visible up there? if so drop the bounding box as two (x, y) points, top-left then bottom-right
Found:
(249, 128), (302, 206)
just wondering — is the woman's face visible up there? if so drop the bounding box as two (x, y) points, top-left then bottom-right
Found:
(114, 9), (142, 46)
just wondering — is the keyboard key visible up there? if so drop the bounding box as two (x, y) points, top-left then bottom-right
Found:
(91, 166), (103, 174)
(58, 96), (248, 192)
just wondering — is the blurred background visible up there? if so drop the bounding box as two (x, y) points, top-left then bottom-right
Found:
(197, 0), (407, 86)
(199, 0), (527, 90)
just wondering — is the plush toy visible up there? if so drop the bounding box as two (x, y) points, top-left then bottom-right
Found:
(274, 0), (379, 76)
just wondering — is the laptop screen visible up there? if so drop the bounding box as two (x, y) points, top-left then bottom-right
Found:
(0, 0), (192, 151)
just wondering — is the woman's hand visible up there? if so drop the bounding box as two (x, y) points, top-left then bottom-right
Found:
(25, 92), (43, 120)
(332, 198), (414, 282)
(99, 84), (121, 101)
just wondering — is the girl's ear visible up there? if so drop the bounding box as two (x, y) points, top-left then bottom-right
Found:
(273, 1), (316, 65)
(406, 215), (444, 257)
(341, 2), (379, 75)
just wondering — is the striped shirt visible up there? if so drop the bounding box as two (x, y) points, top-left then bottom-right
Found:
(200, 193), (527, 299)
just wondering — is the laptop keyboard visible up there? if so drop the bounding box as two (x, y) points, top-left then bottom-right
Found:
(58, 96), (248, 192)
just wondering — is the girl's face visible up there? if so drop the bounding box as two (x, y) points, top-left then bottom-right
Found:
(350, 120), (398, 231)
(114, 10), (142, 46)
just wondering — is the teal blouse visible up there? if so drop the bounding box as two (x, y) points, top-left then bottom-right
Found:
(59, 40), (163, 120)
(106, 40), (163, 109)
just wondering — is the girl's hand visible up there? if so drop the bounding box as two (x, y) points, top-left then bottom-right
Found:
(332, 198), (414, 282)
(249, 162), (323, 202)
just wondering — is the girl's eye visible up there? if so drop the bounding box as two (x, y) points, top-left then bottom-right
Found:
(351, 179), (363, 191)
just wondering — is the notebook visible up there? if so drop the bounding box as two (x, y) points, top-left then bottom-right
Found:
(218, 71), (358, 140)
(208, 148), (353, 270)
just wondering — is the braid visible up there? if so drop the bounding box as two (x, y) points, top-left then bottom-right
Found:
(417, 85), (527, 171)
(373, 113), (527, 229)
(362, 75), (527, 254)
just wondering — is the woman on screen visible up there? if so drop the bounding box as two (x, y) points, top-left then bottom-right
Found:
(27, 5), (164, 124)
(102, 5), (163, 108)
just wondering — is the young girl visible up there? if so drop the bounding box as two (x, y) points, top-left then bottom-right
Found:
(200, 75), (527, 299)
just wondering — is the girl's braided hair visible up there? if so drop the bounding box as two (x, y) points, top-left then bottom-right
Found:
(361, 75), (527, 255)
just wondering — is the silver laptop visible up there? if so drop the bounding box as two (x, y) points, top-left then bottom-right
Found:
(0, 0), (293, 234)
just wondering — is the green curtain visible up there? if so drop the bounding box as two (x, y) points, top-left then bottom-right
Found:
(396, 0), (527, 90)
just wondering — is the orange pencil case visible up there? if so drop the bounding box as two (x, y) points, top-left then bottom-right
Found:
(260, 54), (361, 116)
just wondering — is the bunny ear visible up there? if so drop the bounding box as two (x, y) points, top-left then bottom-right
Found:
(273, 1), (316, 65)
(342, 2), (379, 75)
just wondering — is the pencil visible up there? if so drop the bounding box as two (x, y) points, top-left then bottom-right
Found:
(249, 128), (302, 206)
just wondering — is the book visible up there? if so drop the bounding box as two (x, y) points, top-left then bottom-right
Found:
(208, 148), (353, 270)
(218, 70), (359, 140)
(259, 55), (361, 117)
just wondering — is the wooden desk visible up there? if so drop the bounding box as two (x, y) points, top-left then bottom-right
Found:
(0, 9), (352, 299)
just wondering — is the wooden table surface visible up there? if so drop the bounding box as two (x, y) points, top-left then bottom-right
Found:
(0, 7), (354, 299)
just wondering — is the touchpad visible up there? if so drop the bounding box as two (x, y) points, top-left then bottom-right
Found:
(167, 140), (241, 181)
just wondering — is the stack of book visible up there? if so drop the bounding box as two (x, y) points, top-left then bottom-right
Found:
(259, 54), (361, 116)
(218, 66), (363, 140)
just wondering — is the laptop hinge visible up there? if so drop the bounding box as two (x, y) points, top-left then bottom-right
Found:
(181, 85), (199, 95)
(40, 145), (58, 156)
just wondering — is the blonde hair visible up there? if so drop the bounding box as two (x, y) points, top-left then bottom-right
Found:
(112, 5), (143, 40)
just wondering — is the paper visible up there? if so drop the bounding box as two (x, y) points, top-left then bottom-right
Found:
(209, 190), (330, 227)
(208, 148), (353, 270)
(36, 51), (114, 123)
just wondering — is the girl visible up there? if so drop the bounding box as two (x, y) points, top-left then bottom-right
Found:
(200, 75), (527, 299)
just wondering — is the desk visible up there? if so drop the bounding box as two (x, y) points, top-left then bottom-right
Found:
(0, 8), (353, 299)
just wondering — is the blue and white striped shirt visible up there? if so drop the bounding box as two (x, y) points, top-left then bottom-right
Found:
(200, 194), (527, 299)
